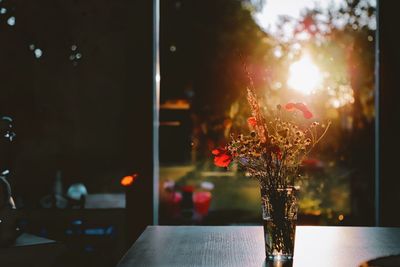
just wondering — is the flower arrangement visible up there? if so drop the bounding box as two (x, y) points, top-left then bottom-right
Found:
(212, 77), (330, 260)
(212, 86), (330, 189)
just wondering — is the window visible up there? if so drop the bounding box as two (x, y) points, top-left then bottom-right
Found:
(159, 0), (377, 226)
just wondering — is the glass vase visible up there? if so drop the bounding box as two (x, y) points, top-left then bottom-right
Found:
(260, 185), (298, 262)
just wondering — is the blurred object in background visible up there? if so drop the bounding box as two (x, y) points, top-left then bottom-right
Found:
(67, 183), (88, 209)
(40, 171), (68, 209)
(180, 185), (195, 221)
(84, 194), (125, 209)
(159, 180), (213, 224)
(160, 180), (182, 220)
(193, 191), (212, 217)
(120, 174), (138, 187)
(0, 176), (19, 247)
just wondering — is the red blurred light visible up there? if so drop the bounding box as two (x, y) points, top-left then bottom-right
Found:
(193, 192), (212, 216)
(181, 185), (195, 193)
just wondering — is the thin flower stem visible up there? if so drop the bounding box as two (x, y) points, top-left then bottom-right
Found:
(314, 121), (331, 145)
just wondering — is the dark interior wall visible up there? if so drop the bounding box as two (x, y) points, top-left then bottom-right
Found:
(379, 0), (400, 226)
(0, 0), (154, 235)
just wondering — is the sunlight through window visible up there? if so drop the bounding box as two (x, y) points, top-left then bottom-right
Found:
(287, 54), (322, 94)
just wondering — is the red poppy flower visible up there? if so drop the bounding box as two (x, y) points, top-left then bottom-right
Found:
(212, 148), (232, 168)
(247, 117), (257, 127)
(285, 103), (296, 110)
(285, 102), (313, 119)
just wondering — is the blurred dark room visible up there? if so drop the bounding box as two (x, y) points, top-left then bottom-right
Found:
(0, 0), (399, 266)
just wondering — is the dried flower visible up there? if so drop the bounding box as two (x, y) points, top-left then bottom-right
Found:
(212, 76), (330, 188)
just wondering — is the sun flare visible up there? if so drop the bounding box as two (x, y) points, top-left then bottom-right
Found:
(287, 54), (322, 94)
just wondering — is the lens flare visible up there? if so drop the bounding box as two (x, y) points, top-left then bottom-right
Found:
(287, 54), (322, 94)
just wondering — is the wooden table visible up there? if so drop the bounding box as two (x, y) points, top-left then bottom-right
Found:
(117, 226), (400, 267)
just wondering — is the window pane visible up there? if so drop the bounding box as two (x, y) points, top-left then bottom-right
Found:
(159, 0), (376, 226)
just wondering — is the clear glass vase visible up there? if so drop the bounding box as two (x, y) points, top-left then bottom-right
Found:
(260, 185), (298, 262)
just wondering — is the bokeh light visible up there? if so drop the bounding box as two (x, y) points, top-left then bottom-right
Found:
(120, 174), (138, 187)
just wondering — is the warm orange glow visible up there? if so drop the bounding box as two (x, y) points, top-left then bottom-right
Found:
(121, 174), (138, 187)
(338, 214), (344, 221)
(160, 99), (190, 110)
(287, 54), (322, 94)
(160, 121), (181, 126)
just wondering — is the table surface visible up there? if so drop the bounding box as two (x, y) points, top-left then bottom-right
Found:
(117, 225), (400, 267)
